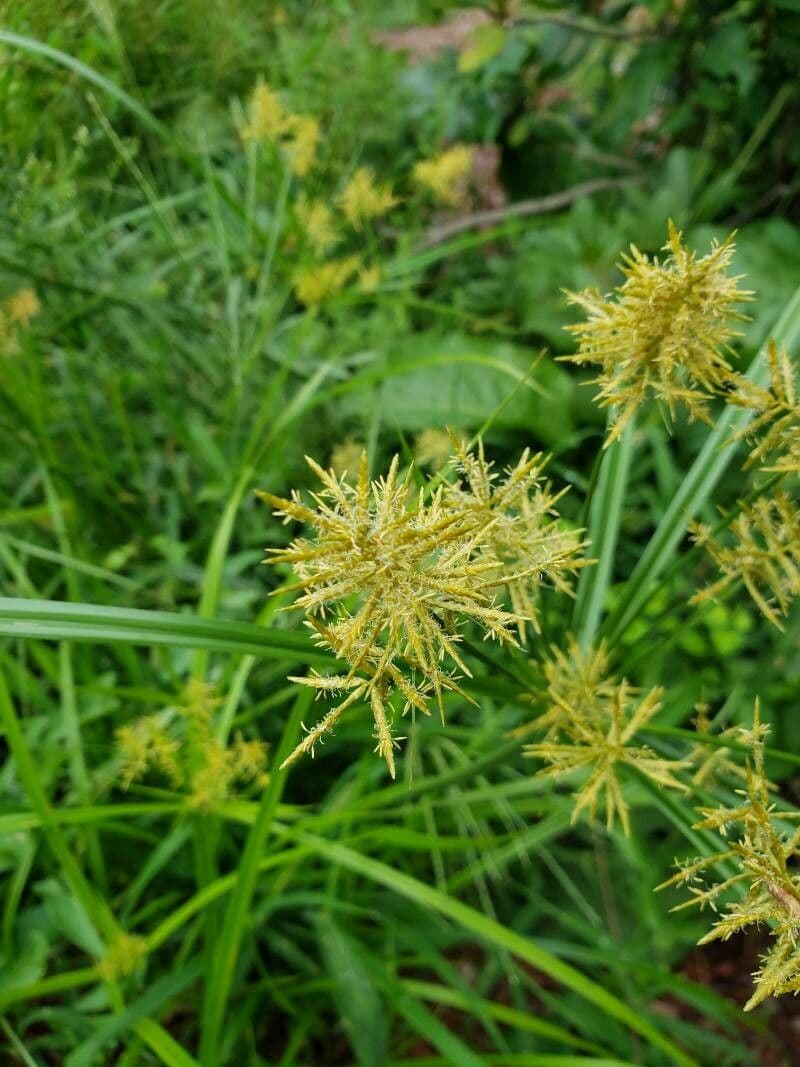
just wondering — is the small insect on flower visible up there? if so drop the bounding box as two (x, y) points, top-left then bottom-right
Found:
(338, 167), (398, 230)
(690, 491), (800, 630)
(448, 438), (588, 641)
(523, 639), (687, 835)
(259, 449), (523, 776)
(562, 221), (753, 444)
(659, 701), (800, 1012)
(413, 145), (474, 205)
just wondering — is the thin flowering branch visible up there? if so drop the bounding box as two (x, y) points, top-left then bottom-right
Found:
(690, 491), (800, 629)
(521, 637), (687, 834)
(659, 702), (800, 1012)
(729, 339), (800, 473)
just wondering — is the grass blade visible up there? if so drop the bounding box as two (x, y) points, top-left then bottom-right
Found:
(199, 689), (311, 1065)
(0, 597), (334, 665)
(572, 422), (634, 647)
(301, 837), (699, 1067)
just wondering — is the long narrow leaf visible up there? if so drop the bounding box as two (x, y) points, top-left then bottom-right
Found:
(302, 836), (698, 1067)
(0, 597), (334, 665)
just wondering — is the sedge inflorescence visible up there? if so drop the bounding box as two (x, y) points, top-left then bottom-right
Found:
(1, 287), (40, 356)
(447, 439), (587, 641)
(690, 338), (800, 628)
(338, 167), (398, 230)
(690, 491), (800, 631)
(238, 80), (491, 310)
(731, 339), (800, 473)
(523, 637), (687, 835)
(240, 80), (320, 177)
(563, 221), (752, 443)
(412, 144), (474, 206)
(261, 442), (584, 776)
(97, 931), (149, 983)
(660, 703), (800, 1011)
(116, 679), (268, 810)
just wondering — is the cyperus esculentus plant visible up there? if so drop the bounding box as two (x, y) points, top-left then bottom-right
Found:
(690, 491), (800, 629)
(256, 221), (800, 1020)
(730, 339), (800, 472)
(447, 439), (587, 640)
(660, 704), (800, 1012)
(562, 220), (752, 442)
(260, 445), (584, 776)
(116, 679), (268, 809)
(522, 638), (688, 835)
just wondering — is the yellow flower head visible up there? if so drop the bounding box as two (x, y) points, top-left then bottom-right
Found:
(296, 196), (339, 256)
(284, 114), (320, 176)
(563, 222), (753, 443)
(413, 428), (460, 470)
(730, 339), (800, 472)
(448, 438), (587, 640)
(413, 144), (474, 205)
(187, 732), (268, 811)
(241, 80), (286, 143)
(6, 287), (40, 327)
(117, 715), (183, 788)
(339, 167), (398, 230)
(259, 450), (522, 775)
(690, 491), (800, 630)
(292, 255), (360, 307)
(525, 675), (687, 835)
(97, 931), (148, 982)
(523, 635), (618, 741)
(116, 681), (268, 811)
(358, 264), (381, 293)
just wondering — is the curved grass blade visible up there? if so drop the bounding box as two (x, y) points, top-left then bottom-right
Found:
(301, 837), (699, 1067)
(0, 597), (334, 666)
(572, 421), (633, 648)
